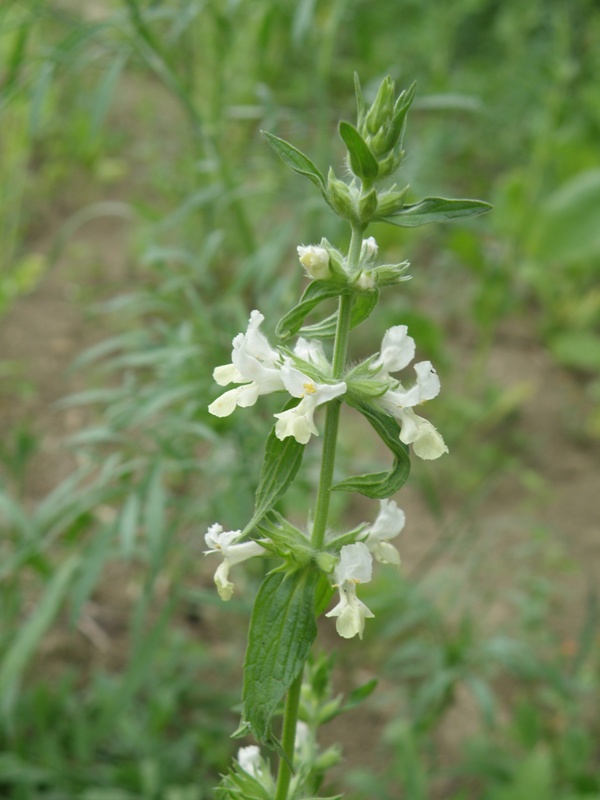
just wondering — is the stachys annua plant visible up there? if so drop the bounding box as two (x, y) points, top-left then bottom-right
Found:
(207, 74), (491, 800)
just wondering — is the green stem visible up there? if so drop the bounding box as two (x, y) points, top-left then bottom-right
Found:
(274, 225), (364, 798)
(311, 224), (363, 549)
(274, 671), (303, 800)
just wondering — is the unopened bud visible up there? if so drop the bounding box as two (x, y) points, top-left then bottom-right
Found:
(297, 244), (331, 280)
(356, 271), (376, 292)
(365, 76), (395, 134)
(377, 150), (404, 180)
(358, 187), (378, 223)
(376, 185), (410, 217)
(361, 236), (378, 261)
(327, 168), (356, 220)
(314, 745), (343, 770)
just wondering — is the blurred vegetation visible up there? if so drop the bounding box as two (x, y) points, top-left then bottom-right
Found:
(0, 0), (599, 797)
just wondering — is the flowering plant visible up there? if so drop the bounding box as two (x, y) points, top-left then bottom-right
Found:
(208, 75), (490, 800)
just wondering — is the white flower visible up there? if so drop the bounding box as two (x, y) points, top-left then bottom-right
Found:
(208, 311), (284, 418)
(237, 745), (262, 778)
(204, 524), (266, 601)
(274, 360), (346, 444)
(372, 325), (416, 374)
(372, 325), (447, 460)
(356, 271), (376, 291)
(364, 499), (405, 565)
(297, 244), (331, 280)
(395, 407), (448, 460)
(293, 337), (326, 367)
(325, 543), (374, 639)
(361, 236), (378, 260)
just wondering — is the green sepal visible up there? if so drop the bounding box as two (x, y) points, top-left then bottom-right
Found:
(386, 81), (416, 151)
(332, 398), (410, 498)
(371, 261), (411, 287)
(242, 567), (321, 747)
(358, 187), (378, 223)
(242, 407), (305, 537)
(345, 356), (390, 398)
(230, 719), (252, 739)
(339, 120), (379, 181)
(318, 678), (379, 724)
(379, 196), (492, 228)
(262, 131), (326, 191)
(256, 513), (313, 566)
(354, 72), (366, 128)
(325, 523), (369, 553)
(276, 280), (346, 341)
(215, 762), (273, 800)
(299, 289), (379, 340)
(327, 168), (357, 221)
(297, 796), (343, 800)
(376, 184), (410, 216)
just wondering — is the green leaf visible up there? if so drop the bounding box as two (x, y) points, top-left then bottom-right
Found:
(338, 121), (379, 181)
(262, 131), (325, 190)
(530, 168), (600, 264)
(332, 399), (410, 498)
(276, 281), (344, 341)
(0, 556), (80, 717)
(242, 568), (320, 745)
(380, 196), (492, 228)
(242, 409), (305, 536)
(299, 290), (379, 339)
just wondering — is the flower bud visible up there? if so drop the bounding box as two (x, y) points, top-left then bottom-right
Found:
(371, 261), (411, 287)
(327, 168), (356, 220)
(297, 244), (331, 280)
(356, 271), (376, 291)
(376, 150), (403, 180)
(376, 185), (410, 217)
(365, 76), (395, 135)
(361, 236), (378, 261)
(314, 745), (343, 770)
(358, 187), (378, 223)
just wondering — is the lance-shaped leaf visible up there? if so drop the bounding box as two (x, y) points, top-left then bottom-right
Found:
(262, 131), (326, 191)
(242, 407), (305, 537)
(332, 398), (410, 498)
(299, 289), (379, 340)
(379, 196), (492, 228)
(339, 121), (379, 181)
(242, 567), (323, 746)
(276, 281), (345, 341)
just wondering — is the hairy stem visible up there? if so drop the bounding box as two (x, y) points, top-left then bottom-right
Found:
(274, 225), (364, 798)
(311, 225), (363, 549)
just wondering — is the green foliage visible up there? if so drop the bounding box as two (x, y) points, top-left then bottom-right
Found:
(243, 569), (322, 747)
(1, 0), (599, 797)
(333, 399), (411, 499)
(380, 196), (492, 228)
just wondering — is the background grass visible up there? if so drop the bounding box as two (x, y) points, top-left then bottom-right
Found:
(1, 0), (599, 798)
